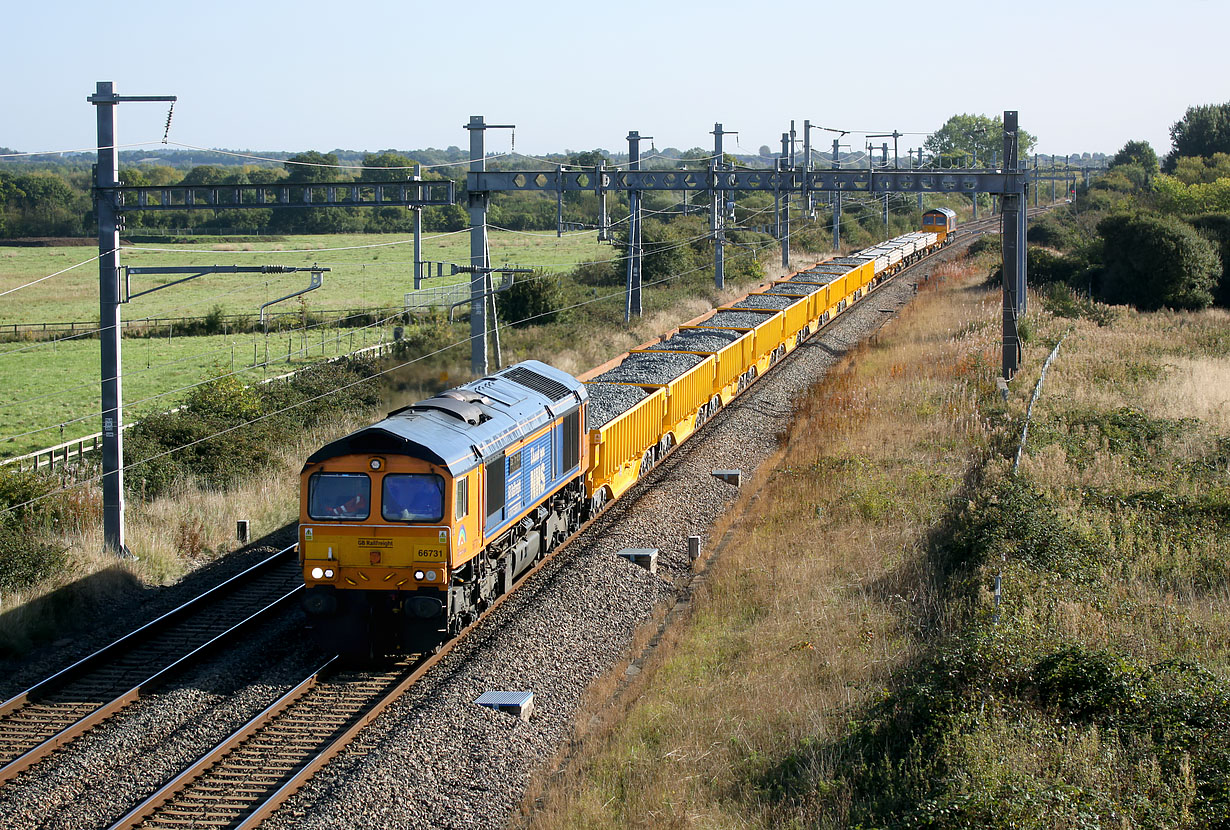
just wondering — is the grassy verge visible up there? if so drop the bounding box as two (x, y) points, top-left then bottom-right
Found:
(524, 252), (1008, 827)
(525, 253), (1230, 827)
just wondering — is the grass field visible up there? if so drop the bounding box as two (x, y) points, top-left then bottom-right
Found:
(0, 230), (610, 326)
(0, 321), (404, 459)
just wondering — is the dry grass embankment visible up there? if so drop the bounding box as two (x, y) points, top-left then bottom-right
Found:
(524, 254), (1011, 827)
(526, 256), (1230, 827)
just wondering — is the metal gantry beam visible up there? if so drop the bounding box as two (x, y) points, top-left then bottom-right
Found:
(109, 180), (454, 212)
(471, 167), (1021, 194)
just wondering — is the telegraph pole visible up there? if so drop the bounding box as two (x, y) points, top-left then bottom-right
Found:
(89, 82), (176, 557)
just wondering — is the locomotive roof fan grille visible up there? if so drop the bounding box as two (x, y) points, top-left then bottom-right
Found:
(501, 366), (574, 402)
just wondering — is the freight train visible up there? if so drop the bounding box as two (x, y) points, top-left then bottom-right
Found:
(299, 214), (956, 655)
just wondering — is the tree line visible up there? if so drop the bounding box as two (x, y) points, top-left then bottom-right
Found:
(1019, 102), (1230, 313)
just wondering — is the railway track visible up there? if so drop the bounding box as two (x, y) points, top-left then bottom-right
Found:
(0, 546), (301, 785)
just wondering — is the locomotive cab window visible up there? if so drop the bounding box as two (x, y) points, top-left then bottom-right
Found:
(382, 474), (445, 522)
(308, 473), (371, 521)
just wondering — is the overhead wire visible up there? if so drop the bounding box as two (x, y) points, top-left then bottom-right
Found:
(0, 142), (163, 159)
(161, 141), (493, 172)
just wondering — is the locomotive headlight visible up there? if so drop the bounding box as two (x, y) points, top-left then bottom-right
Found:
(311, 567), (324, 579)
(324, 568), (334, 578)
(425, 570), (438, 582)
(414, 570), (425, 580)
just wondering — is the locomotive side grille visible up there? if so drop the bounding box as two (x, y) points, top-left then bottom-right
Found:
(562, 409), (580, 471)
(502, 366), (573, 402)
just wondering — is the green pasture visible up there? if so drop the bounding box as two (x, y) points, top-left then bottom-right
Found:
(0, 321), (405, 460)
(0, 230), (610, 326)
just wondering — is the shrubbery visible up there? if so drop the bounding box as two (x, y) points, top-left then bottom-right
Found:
(1098, 213), (1218, 310)
(495, 272), (567, 328)
(0, 468), (68, 592)
(124, 357), (381, 498)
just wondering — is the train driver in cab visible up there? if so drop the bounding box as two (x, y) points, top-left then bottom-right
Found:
(382, 474), (446, 522)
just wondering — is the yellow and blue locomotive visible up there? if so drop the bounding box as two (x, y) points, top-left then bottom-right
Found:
(299, 360), (587, 654)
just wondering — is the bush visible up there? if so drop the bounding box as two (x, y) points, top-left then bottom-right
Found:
(1028, 212), (1082, 251)
(125, 356), (381, 498)
(1187, 213), (1230, 306)
(1039, 283), (1116, 326)
(495, 272), (567, 328)
(570, 260), (621, 287)
(0, 469), (69, 592)
(1097, 213), (1219, 310)
(967, 233), (1000, 257)
(0, 524), (66, 592)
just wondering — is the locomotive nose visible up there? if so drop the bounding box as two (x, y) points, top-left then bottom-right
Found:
(405, 595), (444, 619)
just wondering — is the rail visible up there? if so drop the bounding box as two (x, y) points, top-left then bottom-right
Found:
(0, 545), (300, 783)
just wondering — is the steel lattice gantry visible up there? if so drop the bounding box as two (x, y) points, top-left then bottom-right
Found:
(108, 180), (454, 212)
(471, 167), (1021, 196)
(466, 110), (1029, 385)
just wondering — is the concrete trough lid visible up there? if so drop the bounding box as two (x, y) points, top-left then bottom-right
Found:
(616, 547), (659, 574)
(712, 469), (741, 486)
(475, 690), (535, 721)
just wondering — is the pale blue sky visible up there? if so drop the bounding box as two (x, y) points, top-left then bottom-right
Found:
(4, 0), (1225, 160)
